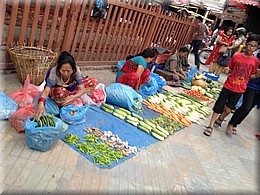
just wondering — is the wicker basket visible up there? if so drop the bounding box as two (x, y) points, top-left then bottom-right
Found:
(9, 46), (57, 86)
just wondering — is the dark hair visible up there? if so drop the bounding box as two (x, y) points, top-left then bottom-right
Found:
(224, 27), (233, 38)
(246, 34), (260, 44)
(56, 51), (77, 75)
(126, 55), (135, 61)
(126, 48), (155, 60)
(139, 48), (155, 58)
(179, 46), (189, 53)
(196, 16), (203, 22)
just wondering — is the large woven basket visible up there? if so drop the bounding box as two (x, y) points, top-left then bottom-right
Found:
(9, 46), (57, 86)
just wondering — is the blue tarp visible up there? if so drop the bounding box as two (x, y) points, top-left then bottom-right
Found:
(59, 105), (160, 169)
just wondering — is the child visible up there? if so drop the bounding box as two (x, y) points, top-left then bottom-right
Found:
(204, 34), (260, 136)
(226, 45), (260, 135)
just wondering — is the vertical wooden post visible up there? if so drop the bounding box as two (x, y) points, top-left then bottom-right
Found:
(0, 0), (7, 46)
(142, 5), (161, 49)
(62, 0), (80, 52)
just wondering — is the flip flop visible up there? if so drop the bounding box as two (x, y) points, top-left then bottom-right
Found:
(204, 126), (213, 136)
(232, 128), (237, 135)
(213, 115), (224, 128)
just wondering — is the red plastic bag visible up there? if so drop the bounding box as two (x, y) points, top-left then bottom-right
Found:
(81, 83), (106, 106)
(89, 89), (105, 104)
(24, 74), (42, 99)
(82, 77), (98, 88)
(8, 104), (35, 133)
(8, 87), (34, 108)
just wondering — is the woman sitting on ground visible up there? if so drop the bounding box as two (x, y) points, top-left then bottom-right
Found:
(35, 51), (92, 120)
(116, 48), (155, 92)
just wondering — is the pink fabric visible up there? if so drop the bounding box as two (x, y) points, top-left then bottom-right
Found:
(206, 33), (235, 64)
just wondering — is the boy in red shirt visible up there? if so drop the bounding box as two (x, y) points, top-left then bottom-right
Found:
(204, 34), (260, 136)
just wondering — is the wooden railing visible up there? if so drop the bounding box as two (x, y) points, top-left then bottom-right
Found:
(1, 0), (195, 69)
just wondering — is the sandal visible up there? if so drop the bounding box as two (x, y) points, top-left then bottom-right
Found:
(213, 115), (224, 128)
(232, 128), (237, 135)
(204, 126), (213, 136)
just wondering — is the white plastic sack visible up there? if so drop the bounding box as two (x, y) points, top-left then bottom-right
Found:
(81, 83), (106, 106)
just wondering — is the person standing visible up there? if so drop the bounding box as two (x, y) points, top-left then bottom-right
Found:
(206, 27), (235, 76)
(226, 40), (260, 135)
(191, 16), (209, 70)
(203, 34), (259, 136)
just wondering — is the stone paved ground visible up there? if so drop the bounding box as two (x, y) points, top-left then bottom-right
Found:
(0, 55), (259, 194)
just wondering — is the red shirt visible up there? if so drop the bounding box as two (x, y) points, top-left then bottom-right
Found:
(224, 53), (259, 93)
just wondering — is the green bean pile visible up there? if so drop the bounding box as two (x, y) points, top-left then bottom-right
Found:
(63, 128), (125, 167)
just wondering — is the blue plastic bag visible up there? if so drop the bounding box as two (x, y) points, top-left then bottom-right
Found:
(34, 94), (59, 116)
(24, 116), (63, 152)
(60, 105), (89, 125)
(106, 83), (142, 113)
(139, 77), (158, 99)
(150, 72), (166, 92)
(186, 65), (200, 83)
(0, 92), (18, 120)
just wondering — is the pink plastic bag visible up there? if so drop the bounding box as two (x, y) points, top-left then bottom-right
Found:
(8, 104), (35, 133)
(81, 83), (106, 106)
(8, 87), (34, 108)
(24, 74), (42, 99)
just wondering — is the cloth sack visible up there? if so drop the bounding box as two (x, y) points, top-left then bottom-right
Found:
(218, 45), (227, 54)
(217, 50), (231, 67)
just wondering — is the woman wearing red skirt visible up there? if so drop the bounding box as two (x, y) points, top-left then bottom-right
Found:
(206, 27), (235, 76)
(116, 48), (155, 92)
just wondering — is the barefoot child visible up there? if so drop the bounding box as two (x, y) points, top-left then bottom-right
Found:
(204, 34), (260, 136)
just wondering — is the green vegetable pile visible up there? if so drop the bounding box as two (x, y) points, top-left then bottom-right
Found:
(150, 115), (183, 134)
(63, 128), (127, 167)
(32, 114), (56, 127)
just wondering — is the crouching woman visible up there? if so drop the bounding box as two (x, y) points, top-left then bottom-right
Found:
(35, 51), (91, 120)
(116, 48), (155, 92)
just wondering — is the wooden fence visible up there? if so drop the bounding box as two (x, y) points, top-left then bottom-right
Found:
(1, 0), (195, 69)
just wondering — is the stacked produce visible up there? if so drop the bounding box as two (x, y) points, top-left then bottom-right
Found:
(142, 100), (192, 127)
(150, 115), (183, 134)
(191, 72), (206, 88)
(31, 114), (56, 127)
(145, 92), (211, 124)
(63, 127), (138, 166)
(100, 103), (171, 141)
(190, 73), (222, 100)
(183, 89), (209, 101)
